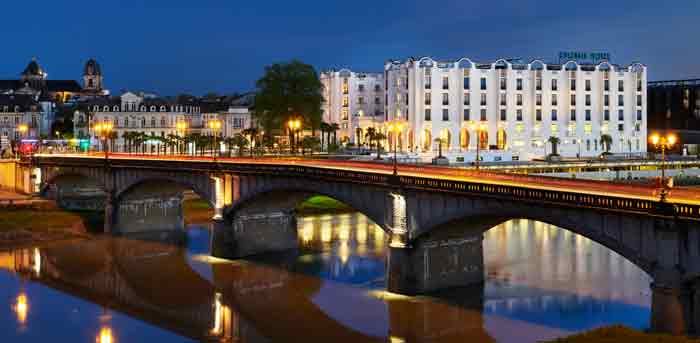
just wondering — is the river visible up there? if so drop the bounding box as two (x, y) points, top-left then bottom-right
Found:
(0, 213), (651, 342)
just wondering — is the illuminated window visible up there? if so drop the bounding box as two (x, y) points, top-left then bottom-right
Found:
(550, 123), (558, 134)
(341, 108), (349, 120)
(584, 123), (592, 134)
(515, 123), (524, 133)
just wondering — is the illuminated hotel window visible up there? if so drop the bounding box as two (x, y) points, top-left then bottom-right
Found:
(550, 123), (558, 134)
(515, 123), (524, 133)
(584, 123), (592, 134)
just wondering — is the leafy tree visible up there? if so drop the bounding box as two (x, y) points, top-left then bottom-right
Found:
(242, 127), (260, 157)
(252, 60), (323, 138)
(373, 132), (387, 159)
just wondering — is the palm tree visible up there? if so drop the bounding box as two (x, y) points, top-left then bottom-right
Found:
(600, 134), (613, 154)
(373, 132), (387, 160)
(330, 123), (340, 145)
(242, 127), (259, 157)
(302, 136), (320, 155)
(434, 137), (446, 158)
(365, 127), (376, 154)
(320, 122), (331, 150)
(548, 136), (561, 156)
(231, 134), (249, 156)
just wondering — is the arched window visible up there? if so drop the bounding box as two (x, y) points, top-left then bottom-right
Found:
(497, 129), (507, 150)
(103, 106), (109, 111)
(460, 128), (470, 150)
(140, 106), (146, 112)
(93, 105), (99, 112)
(113, 106), (119, 112)
(150, 106), (156, 112)
(160, 106), (166, 112)
(421, 129), (432, 151)
(478, 130), (488, 150)
(407, 129), (414, 151)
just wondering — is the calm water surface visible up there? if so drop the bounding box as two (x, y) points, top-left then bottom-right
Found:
(0, 213), (651, 342)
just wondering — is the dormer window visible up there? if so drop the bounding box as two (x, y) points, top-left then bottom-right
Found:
(150, 106), (156, 112)
(140, 106), (146, 111)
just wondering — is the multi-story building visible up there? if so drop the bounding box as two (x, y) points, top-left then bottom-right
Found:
(647, 79), (700, 155)
(74, 92), (200, 151)
(0, 95), (41, 147)
(320, 69), (384, 145)
(385, 57), (647, 162)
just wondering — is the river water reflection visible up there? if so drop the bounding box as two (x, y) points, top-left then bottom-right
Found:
(0, 213), (651, 342)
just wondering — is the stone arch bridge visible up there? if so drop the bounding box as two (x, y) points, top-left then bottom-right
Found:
(28, 155), (700, 334)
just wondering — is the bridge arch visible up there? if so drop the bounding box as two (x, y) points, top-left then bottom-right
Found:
(408, 197), (655, 276)
(40, 170), (106, 197)
(115, 176), (215, 209)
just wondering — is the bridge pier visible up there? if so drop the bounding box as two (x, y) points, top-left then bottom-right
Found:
(387, 234), (484, 295)
(211, 210), (298, 259)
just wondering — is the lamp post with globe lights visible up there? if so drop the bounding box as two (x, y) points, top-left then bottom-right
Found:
(386, 120), (404, 176)
(649, 132), (677, 202)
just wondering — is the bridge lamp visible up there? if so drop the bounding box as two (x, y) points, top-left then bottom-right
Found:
(649, 132), (677, 202)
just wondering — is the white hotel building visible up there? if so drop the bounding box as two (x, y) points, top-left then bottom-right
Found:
(320, 69), (385, 144)
(384, 57), (647, 162)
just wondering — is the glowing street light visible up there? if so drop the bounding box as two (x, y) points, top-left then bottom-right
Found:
(649, 132), (677, 202)
(208, 119), (222, 159)
(97, 326), (114, 343)
(386, 121), (404, 176)
(93, 121), (113, 160)
(470, 123), (488, 170)
(288, 119), (302, 154)
(17, 124), (28, 138)
(176, 121), (188, 155)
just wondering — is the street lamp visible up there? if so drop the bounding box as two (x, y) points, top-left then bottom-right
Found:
(93, 121), (113, 161)
(288, 119), (301, 155)
(17, 124), (28, 139)
(386, 121), (404, 176)
(649, 132), (677, 202)
(208, 119), (222, 160)
(470, 123), (487, 170)
(176, 120), (188, 155)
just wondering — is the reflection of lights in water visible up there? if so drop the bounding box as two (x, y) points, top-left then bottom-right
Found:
(301, 221), (314, 243)
(321, 224), (332, 243)
(97, 326), (114, 343)
(190, 255), (237, 265)
(374, 226), (385, 249)
(14, 293), (28, 325)
(367, 290), (412, 301)
(33, 248), (41, 276)
(390, 336), (406, 343)
(339, 242), (350, 265)
(339, 225), (350, 243)
(212, 293), (223, 335)
(357, 225), (367, 244)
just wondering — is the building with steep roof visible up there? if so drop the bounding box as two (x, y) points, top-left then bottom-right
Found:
(383, 56), (647, 162)
(0, 94), (41, 147)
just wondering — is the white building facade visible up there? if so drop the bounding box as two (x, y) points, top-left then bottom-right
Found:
(385, 57), (647, 162)
(320, 69), (385, 145)
(74, 92), (199, 150)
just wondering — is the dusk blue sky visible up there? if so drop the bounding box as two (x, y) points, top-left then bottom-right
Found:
(2, 0), (698, 95)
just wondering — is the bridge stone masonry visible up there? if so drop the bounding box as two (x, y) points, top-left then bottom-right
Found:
(27, 155), (700, 334)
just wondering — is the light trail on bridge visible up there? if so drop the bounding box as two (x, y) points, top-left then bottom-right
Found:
(34, 152), (700, 206)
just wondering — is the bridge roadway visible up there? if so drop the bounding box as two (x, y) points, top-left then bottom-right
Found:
(34, 152), (700, 207)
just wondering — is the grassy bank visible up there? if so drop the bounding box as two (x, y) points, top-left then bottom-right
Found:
(296, 195), (355, 215)
(548, 326), (700, 342)
(0, 202), (101, 233)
